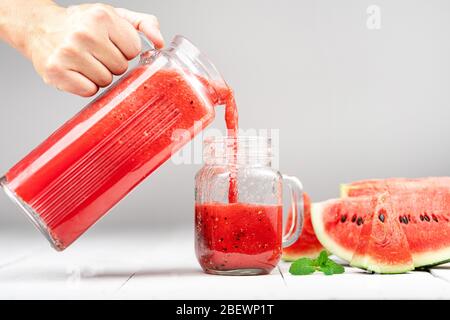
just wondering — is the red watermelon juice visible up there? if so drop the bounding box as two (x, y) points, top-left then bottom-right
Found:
(195, 203), (283, 274)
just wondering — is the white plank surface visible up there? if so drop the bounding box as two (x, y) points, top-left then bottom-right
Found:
(0, 228), (450, 300)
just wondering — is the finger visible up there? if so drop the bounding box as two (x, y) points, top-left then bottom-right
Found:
(105, 9), (142, 59)
(54, 70), (98, 97)
(90, 40), (129, 76)
(114, 8), (165, 49)
(62, 51), (113, 88)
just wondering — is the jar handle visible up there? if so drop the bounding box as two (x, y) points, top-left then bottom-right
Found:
(281, 174), (304, 248)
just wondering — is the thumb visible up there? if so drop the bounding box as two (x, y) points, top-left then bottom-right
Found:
(115, 8), (165, 49)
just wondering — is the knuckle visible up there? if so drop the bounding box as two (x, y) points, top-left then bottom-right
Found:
(71, 28), (94, 43)
(57, 45), (78, 58)
(43, 60), (62, 79)
(88, 4), (112, 21)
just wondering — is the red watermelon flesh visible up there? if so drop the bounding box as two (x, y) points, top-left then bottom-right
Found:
(311, 196), (378, 262)
(341, 177), (450, 197)
(350, 193), (414, 273)
(390, 191), (450, 267)
(282, 193), (324, 260)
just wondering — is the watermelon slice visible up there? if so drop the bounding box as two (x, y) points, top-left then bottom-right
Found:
(311, 189), (450, 272)
(282, 194), (324, 261)
(341, 176), (450, 267)
(350, 193), (414, 273)
(311, 196), (377, 263)
(341, 177), (450, 197)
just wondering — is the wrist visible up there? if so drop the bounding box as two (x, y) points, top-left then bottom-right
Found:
(0, 0), (60, 58)
(22, 1), (63, 59)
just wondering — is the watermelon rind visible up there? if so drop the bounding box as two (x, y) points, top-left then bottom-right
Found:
(416, 259), (450, 270)
(350, 256), (414, 274)
(340, 182), (372, 198)
(310, 201), (355, 263)
(413, 249), (450, 268)
(340, 184), (351, 198)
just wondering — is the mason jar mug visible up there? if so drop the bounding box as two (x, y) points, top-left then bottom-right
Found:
(195, 136), (304, 275)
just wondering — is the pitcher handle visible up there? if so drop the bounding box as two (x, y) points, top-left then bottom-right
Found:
(138, 32), (156, 53)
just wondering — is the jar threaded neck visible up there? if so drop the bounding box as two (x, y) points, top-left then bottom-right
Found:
(203, 136), (273, 166)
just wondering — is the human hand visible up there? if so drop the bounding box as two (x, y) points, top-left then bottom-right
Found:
(25, 3), (164, 97)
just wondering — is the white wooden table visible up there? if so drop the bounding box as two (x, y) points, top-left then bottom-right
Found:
(1, 227), (449, 300)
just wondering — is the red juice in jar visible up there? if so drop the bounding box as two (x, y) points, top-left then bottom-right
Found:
(1, 36), (233, 250)
(195, 203), (283, 274)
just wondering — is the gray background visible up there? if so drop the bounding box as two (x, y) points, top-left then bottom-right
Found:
(1, 1), (449, 237)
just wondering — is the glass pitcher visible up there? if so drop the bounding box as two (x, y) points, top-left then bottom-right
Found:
(1, 35), (230, 250)
(195, 136), (304, 275)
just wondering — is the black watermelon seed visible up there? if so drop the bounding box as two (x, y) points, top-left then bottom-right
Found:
(340, 215), (347, 223)
(351, 215), (357, 223)
(378, 213), (385, 222)
(399, 216), (404, 223)
(420, 215), (424, 221)
(403, 216), (409, 225)
(356, 217), (363, 226)
(432, 214), (438, 222)
(424, 215), (430, 222)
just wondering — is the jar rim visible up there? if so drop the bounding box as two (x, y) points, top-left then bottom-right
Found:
(203, 135), (271, 145)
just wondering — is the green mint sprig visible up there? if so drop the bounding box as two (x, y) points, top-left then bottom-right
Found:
(289, 250), (345, 276)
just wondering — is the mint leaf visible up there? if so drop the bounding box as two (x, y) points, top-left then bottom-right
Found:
(289, 253), (345, 276)
(319, 265), (334, 275)
(319, 260), (345, 275)
(289, 258), (317, 275)
(317, 250), (329, 266)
